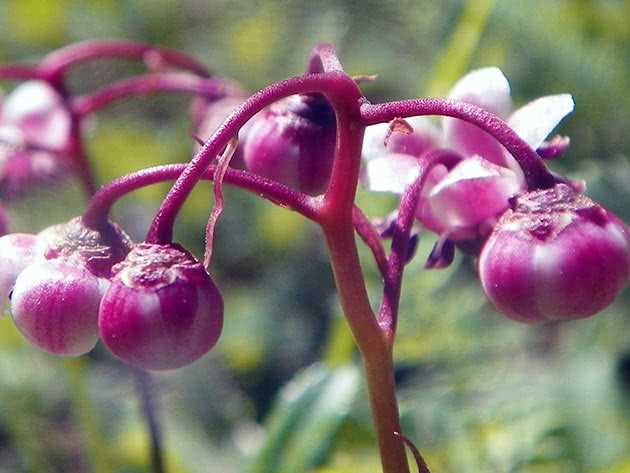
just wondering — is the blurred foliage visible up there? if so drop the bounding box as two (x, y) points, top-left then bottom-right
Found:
(1, 0), (630, 472)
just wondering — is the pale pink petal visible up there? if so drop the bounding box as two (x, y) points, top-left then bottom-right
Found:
(422, 156), (523, 240)
(1, 81), (71, 149)
(508, 94), (574, 149)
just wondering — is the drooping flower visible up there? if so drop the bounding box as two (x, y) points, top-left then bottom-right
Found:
(98, 243), (224, 371)
(11, 258), (106, 356)
(362, 68), (575, 248)
(243, 93), (337, 195)
(479, 184), (630, 323)
(0, 81), (71, 198)
(0, 217), (133, 353)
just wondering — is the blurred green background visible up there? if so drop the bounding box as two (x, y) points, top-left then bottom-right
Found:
(1, 0), (630, 472)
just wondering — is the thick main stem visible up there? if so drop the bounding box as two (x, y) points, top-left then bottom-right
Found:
(323, 223), (409, 473)
(317, 56), (409, 470)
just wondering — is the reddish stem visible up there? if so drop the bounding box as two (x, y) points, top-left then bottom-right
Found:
(307, 43), (345, 74)
(72, 73), (232, 117)
(145, 71), (362, 244)
(38, 40), (210, 84)
(81, 164), (319, 230)
(353, 207), (388, 278)
(378, 150), (461, 340)
(360, 99), (556, 190)
(0, 65), (44, 81)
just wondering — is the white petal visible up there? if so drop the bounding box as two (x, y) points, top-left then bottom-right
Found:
(361, 117), (440, 162)
(361, 154), (420, 193)
(447, 67), (512, 118)
(508, 94), (574, 149)
(443, 68), (513, 163)
(2, 81), (61, 120)
(362, 122), (392, 162)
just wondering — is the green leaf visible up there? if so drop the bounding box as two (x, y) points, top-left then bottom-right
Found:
(250, 363), (361, 473)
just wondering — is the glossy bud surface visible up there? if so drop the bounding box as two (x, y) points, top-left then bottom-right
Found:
(11, 259), (105, 355)
(243, 93), (336, 195)
(98, 243), (224, 371)
(479, 184), (630, 322)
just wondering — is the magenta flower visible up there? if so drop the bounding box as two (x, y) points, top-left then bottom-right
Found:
(479, 184), (630, 323)
(243, 93), (337, 195)
(0, 217), (132, 352)
(98, 243), (224, 371)
(0, 81), (71, 198)
(362, 68), (575, 244)
(11, 258), (106, 355)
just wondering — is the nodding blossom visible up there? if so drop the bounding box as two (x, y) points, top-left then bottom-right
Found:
(479, 184), (630, 323)
(0, 81), (71, 198)
(98, 243), (224, 371)
(362, 68), (575, 249)
(243, 93), (337, 195)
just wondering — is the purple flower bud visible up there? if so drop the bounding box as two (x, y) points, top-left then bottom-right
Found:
(98, 243), (223, 371)
(243, 93), (336, 195)
(479, 184), (630, 323)
(37, 217), (133, 278)
(0, 233), (40, 311)
(11, 259), (106, 355)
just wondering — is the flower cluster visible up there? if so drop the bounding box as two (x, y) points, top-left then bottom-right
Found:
(1, 217), (223, 370)
(362, 67), (575, 248)
(0, 42), (627, 372)
(1, 40), (628, 473)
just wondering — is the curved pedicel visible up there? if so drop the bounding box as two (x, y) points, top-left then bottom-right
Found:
(79, 163), (390, 278)
(72, 73), (233, 117)
(378, 150), (463, 338)
(146, 70), (363, 244)
(0, 65), (45, 81)
(37, 40), (211, 83)
(360, 99), (556, 190)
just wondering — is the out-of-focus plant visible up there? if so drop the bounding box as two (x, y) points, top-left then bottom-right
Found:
(0, 32), (628, 473)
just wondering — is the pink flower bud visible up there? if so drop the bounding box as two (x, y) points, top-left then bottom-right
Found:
(479, 184), (630, 323)
(0, 233), (40, 311)
(11, 259), (106, 355)
(243, 93), (336, 195)
(98, 243), (223, 371)
(37, 217), (133, 278)
(0, 82), (71, 198)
